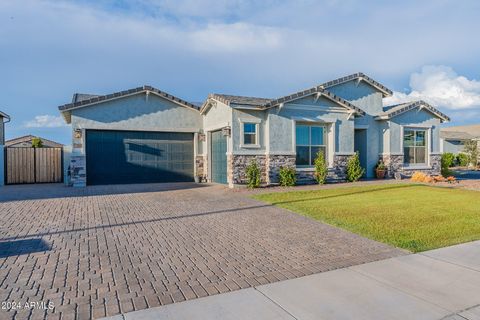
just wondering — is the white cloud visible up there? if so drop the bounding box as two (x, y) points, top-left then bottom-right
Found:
(24, 115), (68, 128)
(384, 65), (480, 110)
(189, 23), (284, 52)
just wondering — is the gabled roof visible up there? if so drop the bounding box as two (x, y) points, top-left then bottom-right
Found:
(0, 111), (10, 120)
(375, 100), (450, 123)
(204, 88), (366, 116)
(440, 131), (475, 141)
(264, 87), (365, 115)
(209, 94), (271, 107)
(59, 86), (199, 123)
(319, 72), (393, 97)
(5, 135), (63, 147)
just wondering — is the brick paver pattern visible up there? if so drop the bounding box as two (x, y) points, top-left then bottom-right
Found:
(0, 183), (405, 319)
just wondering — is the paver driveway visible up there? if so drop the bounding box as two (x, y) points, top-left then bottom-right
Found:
(0, 183), (404, 319)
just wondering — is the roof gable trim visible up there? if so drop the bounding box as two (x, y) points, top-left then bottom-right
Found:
(319, 72), (393, 97)
(376, 100), (450, 122)
(59, 86), (199, 113)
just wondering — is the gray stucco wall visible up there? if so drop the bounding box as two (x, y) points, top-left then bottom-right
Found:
(329, 80), (384, 177)
(388, 109), (441, 154)
(202, 101), (232, 155)
(71, 93), (202, 135)
(443, 139), (466, 154)
(266, 95), (355, 165)
(232, 109), (267, 155)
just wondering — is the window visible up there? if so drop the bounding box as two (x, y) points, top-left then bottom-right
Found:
(404, 129), (427, 165)
(243, 123), (257, 145)
(296, 124), (326, 166)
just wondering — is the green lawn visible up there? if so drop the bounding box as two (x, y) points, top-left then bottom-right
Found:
(253, 184), (480, 252)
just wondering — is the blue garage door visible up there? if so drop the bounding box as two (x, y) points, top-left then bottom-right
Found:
(211, 130), (227, 184)
(86, 130), (194, 185)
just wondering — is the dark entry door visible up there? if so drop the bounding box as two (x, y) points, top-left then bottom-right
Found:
(86, 130), (194, 185)
(211, 130), (227, 184)
(354, 129), (368, 173)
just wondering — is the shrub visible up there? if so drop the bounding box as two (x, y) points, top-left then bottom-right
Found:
(411, 171), (431, 183)
(464, 140), (479, 167)
(441, 153), (453, 177)
(457, 153), (470, 167)
(279, 167), (296, 186)
(442, 153), (456, 167)
(313, 151), (328, 184)
(346, 152), (365, 182)
(246, 160), (261, 189)
(31, 137), (43, 148)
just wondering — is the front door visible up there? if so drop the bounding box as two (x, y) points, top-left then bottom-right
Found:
(211, 130), (227, 184)
(354, 129), (368, 175)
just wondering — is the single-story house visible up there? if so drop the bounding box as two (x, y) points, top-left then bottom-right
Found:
(5, 135), (64, 148)
(441, 125), (480, 154)
(58, 73), (450, 187)
(0, 111), (10, 145)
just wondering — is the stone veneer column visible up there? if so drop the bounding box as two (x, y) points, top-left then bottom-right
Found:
(195, 155), (207, 182)
(330, 154), (349, 181)
(70, 128), (87, 187)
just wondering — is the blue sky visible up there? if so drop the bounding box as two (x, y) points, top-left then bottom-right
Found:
(1, 0), (480, 145)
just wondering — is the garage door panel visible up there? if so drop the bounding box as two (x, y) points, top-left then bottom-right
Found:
(86, 130), (194, 185)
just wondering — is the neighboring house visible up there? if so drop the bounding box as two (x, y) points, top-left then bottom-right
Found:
(5, 135), (64, 148)
(58, 73), (450, 187)
(441, 124), (480, 159)
(0, 111), (10, 145)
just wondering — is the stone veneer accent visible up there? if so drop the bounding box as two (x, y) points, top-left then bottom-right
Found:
(266, 155), (296, 184)
(381, 153), (441, 178)
(296, 154), (349, 184)
(70, 155), (86, 187)
(195, 155), (207, 181)
(229, 155), (267, 185)
(226, 153), (350, 186)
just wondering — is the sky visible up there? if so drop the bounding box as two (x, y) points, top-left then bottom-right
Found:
(1, 0), (480, 145)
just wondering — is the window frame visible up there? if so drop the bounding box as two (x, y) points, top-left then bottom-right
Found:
(295, 123), (327, 167)
(403, 128), (428, 166)
(239, 120), (260, 148)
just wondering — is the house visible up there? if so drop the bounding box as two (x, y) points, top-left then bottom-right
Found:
(441, 125), (480, 161)
(5, 135), (64, 148)
(0, 111), (10, 145)
(58, 73), (450, 187)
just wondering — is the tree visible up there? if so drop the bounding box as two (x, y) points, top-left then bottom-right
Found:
(464, 140), (479, 168)
(31, 137), (43, 148)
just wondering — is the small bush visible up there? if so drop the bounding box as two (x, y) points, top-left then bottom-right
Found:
(279, 167), (296, 186)
(441, 153), (453, 177)
(457, 153), (470, 167)
(346, 152), (365, 182)
(313, 151), (328, 184)
(442, 153), (456, 167)
(246, 160), (261, 189)
(411, 171), (431, 183)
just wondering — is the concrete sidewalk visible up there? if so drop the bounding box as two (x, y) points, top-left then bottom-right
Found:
(104, 241), (480, 320)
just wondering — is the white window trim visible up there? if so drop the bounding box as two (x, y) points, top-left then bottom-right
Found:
(239, 119), (260, 149)
(401, 125), (431, 167)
